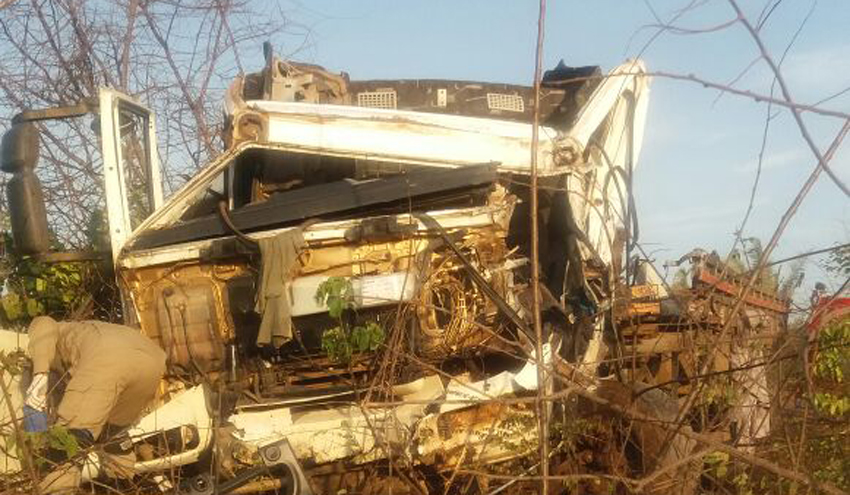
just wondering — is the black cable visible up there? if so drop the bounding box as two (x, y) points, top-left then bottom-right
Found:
(216, 200), (259, 246)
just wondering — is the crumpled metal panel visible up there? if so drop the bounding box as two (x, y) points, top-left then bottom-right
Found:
(229, 375), (445, 465)
(414, 402), (537, 467)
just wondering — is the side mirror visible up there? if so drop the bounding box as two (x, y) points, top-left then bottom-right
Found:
(2, 122), (49, 255)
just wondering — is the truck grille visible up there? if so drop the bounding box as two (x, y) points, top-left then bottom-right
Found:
(357, 90), (398, 109)
(486, 93), (524, 112)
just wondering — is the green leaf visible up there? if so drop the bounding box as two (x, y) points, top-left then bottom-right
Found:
(315, 277), (354, 319)
(1, 294), (23, 321)
(46, 426), (79, 458)
(328, 298), (344, 319)
(321, 327), (352, 363)
(25, 298), (42, 317)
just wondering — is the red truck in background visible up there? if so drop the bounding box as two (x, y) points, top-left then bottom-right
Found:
(807, 282), (850, 339)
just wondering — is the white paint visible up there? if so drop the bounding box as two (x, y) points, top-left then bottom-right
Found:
(225, 351), (556, 466)
(99, 89), (163, 262)
(562, 60), (650, 267)
(289, 271), (419, 316)
(256, 100), (560, 173)
(439, 344), (548, 414)
(228, 375), (444, 465)
(126, 386), (213, 473)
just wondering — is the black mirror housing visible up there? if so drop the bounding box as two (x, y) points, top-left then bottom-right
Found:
(2, 122), (49, 255)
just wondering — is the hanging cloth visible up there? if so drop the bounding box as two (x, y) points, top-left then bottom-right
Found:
(255, 229), (305, 347)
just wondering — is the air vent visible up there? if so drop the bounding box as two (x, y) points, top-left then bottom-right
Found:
(357, 90), (397, 109)
(487, 93), (524, 113)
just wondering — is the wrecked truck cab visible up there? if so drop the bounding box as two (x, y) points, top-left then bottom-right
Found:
(117, 58), (649, 373)
(109, 58), (649, 483)
(2, 55), (649, 492)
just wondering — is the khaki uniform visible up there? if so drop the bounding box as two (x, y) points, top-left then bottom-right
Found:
(28, 316), (166, 493)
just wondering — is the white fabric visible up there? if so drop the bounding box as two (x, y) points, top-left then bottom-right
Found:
(25, 372), (48, 411)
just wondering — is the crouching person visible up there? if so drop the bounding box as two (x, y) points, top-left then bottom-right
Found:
(23, 316), (166, 494)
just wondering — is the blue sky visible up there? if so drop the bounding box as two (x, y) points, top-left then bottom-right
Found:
(271, 0), (849, 294)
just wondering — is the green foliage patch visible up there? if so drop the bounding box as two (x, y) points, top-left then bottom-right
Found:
(314, 277), (385, 364)
(0, 234), (92, 327)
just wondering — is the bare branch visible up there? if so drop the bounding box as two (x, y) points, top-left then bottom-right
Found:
(726, 0), (850, 197)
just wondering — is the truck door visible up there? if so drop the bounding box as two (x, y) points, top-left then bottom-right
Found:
(98, 89), (163, 261)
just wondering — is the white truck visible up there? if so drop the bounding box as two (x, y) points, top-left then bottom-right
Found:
(1, 53), (649, 494)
